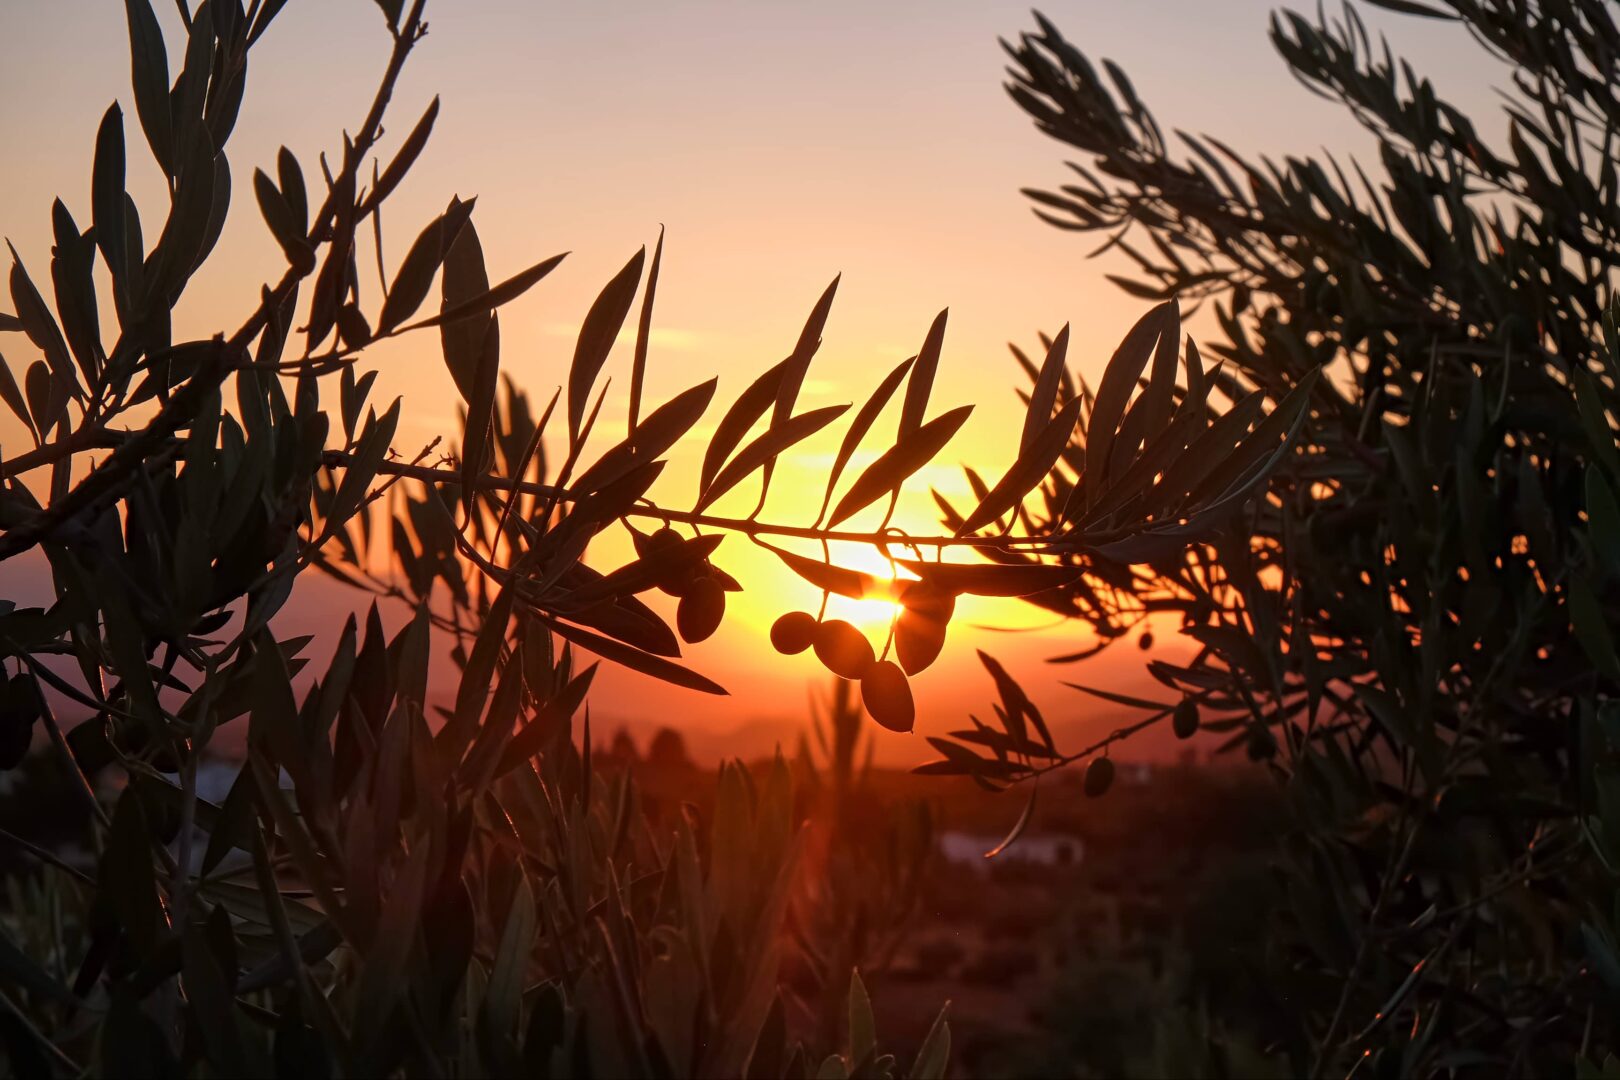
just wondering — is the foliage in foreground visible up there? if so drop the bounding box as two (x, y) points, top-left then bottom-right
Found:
(0, 0), (1299, 1075)
(921, 0), (1620, 1074)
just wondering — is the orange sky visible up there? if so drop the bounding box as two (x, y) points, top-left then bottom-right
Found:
(0, 1), (1491, 762)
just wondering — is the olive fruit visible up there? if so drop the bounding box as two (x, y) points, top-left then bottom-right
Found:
(771, 611), (817, 655)
(1138, 631), (1154, 651)
(1083, 757), (1115, 798)
(635, 527), (693, 596)
(1172, 698), (1200, 739)
(813, 620), (875, 680)
(895, 583), (954, 675)
(677, 576), (725, 643)
(860, 660), (915, 733)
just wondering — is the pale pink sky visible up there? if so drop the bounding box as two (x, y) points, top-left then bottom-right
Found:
(0, 1), (1490, 761)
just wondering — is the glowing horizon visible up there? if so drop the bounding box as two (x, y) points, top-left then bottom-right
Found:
(0, 0), (1495, 762)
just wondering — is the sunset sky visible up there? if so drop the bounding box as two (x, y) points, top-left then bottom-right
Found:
(0, 1), (1492, 761)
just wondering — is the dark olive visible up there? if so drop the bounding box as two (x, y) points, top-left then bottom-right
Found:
(770, 611), (817, 655)
(639, 527), (695, 596)
(860, 660), (915, 733)
(1083, 757), (1115, 798)
(813, 620), (874, 680)
(896, 583), (954, 675)
(1138, 631), (1153, 651)
(676, 576), (725, 643)
(1172, 698), (1200, 739)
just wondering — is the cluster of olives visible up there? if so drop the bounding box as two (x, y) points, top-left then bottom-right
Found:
(0, 673), (40, 771)
(769, 582), (956, 734)
(635, 527), (737, 645)
(1082, 701), (1200, 799)
(770, 613), (913, 732)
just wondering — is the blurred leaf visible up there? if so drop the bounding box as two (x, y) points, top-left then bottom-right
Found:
(1571, 573), (1620, 679)
(984, 781), (1037, 858)
(847, 970), (875, 1064)
(911, 1004), (951, 1080)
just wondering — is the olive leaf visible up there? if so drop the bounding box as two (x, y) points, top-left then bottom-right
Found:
(828, 404), (972, 527)
(568, 247), (645, 445)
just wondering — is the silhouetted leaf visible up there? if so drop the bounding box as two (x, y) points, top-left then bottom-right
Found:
(1083, 300), (1175, 503)
(576, 377), (717, 494)
(366, 96), (439, 213)
(629, 225), (664, 437)
(459, 316), (501, 514)
(698, 404), (849, 512)
(376, 198), (475, 335)
(92, 105), (129, 303)
(701, 358), (793, 495)
(764, 542), (891, 600)
(254, 167), (313, 269)
(897, 558), (1082, 597)
(901, 308), (948, 438)
(541, 615), (727, 695)
(1021, 324), (1069, 452)
(828, 404), (972, 527)
(960, 394), (1084, 533)
(817, 356), (914, 524)
(124, 0), (174, 174)
(569, 247), (645, 444)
